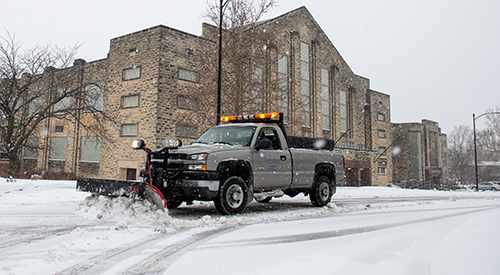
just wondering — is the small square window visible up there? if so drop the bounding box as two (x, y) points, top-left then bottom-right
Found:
(378, 167), (386, 174)
(176, 125), (197, 138)
(378, 130), (386, 138)
(179, 69), (198, 82)
(378, 147), (386, 155)
(377, 113), (385, 121)
(377, 158), (388, 167)
(121, 124), (138, 137)
(177, 95), (196, 110)
(55, 126), (64, 133)
(122, 94), (139, 108)
(123, 67), (141, 80)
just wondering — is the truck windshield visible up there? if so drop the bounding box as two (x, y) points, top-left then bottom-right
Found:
(194, 126), (256, 146)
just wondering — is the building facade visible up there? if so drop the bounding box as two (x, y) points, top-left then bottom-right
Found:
(392, 119), (449, 187)
(23, 6), (405, 186)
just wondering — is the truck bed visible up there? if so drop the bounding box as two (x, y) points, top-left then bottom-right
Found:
(287, 136), (335, 150)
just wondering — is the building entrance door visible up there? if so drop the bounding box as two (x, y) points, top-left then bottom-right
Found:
(345, 160), (371, 186)
(126, 168), (137, 180)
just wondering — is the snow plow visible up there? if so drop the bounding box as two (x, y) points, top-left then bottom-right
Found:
(76, 138), (175, 210)
(76, 178), (167, 209)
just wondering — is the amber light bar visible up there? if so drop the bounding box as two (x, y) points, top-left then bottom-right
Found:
(220, 112), (281, 123)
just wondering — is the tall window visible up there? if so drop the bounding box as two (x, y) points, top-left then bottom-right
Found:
(85, 84), (104, 111)
(29, 94), (42, 116)
(24, 137), (39, 159)
(321, 68), (330, 130)
(251, 67), (263, 113)
(54, 89), (71, 113)
(339, 90), (347, 132)
(300, 42), (310, 128)
(81, 136), (101, 162)
(377, 158), (388, 174)
(277, 54), (288, 121)
(49, 137), (67, 160)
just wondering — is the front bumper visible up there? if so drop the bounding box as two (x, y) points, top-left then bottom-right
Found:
(173, 171), (220, 200)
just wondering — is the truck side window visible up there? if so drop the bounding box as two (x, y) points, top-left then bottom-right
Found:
(258, 128), (282, 150)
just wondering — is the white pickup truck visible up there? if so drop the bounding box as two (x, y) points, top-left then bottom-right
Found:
(77, 113), (345, 214)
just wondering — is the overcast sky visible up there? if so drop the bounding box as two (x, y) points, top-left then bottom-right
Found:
(2, 0), (499, 134)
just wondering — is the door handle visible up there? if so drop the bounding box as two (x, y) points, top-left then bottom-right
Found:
(280, 155), (287, 161)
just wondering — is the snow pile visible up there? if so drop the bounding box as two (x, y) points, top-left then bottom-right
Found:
(76, 194), (243, 233)
(77, 194), (170, 228)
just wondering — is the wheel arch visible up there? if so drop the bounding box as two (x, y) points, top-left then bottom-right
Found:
(314, 162), (336, 185)
(216, 160), (253, 188)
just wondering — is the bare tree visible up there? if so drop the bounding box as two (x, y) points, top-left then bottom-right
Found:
(447, 125), (474, 184)
(180, 0), (277, 132)
(0, 33), (111, 177)
(482, 106), (500, 160)
(484, 106), (500, 137)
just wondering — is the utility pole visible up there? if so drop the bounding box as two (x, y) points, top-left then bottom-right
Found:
(217, 0), (231, 125)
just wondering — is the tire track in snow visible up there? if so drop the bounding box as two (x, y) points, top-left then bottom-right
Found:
(198, 204), (500, 249)
(57, 226), (236, 275)
(0, 224), (95, 250)
(56, 233), (169, 275)
(122, 227), (236, 275)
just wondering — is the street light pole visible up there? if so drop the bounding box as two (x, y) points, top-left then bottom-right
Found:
(473, 113), (478, 191)
(473, 111), (500, 191)
(216, 0), (231, 125)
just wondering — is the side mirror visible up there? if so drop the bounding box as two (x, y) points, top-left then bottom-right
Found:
(131, 139), (146, 150)
(255, 139), (273, 150)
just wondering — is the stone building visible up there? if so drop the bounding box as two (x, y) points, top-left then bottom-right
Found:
(18, 58), (107, 178)
(22, 6), (395, 186)
(392, 119), (449, 186)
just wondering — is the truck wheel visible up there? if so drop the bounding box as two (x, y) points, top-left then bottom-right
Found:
(310, 175), (333, 207)
(214, 176), (248, 215)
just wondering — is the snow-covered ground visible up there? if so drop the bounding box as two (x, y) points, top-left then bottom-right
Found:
(1, 177), (500, 275)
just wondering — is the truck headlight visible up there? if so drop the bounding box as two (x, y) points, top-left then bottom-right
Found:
(188, 153), (208, 160)
(187, 153), (208, 170)
(187, 164), (207, 170)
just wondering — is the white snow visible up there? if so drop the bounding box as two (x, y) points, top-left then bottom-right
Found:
(1, 177), (499, 274)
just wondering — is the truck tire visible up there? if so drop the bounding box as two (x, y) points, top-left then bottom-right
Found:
(214, 176), (248, 215)
(310, 175), (333, 207)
